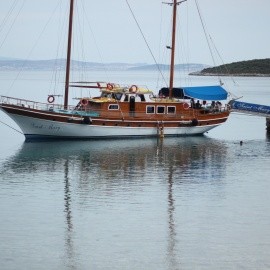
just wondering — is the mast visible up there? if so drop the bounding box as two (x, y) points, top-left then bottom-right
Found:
(168, 0), (187, 99)
(64, 0), (75, 109)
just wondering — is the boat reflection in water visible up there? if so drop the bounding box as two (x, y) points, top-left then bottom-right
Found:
(3, 136), (228, 188)
(1, 137), (228, 268)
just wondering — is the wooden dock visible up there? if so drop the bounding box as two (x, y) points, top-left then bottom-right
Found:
(229, 100), (270, 133)
(267, 118), (270, 132)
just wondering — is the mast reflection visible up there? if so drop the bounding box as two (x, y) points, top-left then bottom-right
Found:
(157, 139), (178, 268)
(167, 163), (178, 269)
(64, 159), (75, 269)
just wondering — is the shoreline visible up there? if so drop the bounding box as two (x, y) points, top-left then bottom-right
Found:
(189, 72), (270, 77)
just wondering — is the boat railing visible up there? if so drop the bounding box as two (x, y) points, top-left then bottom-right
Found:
(0, 95), (77, 112)
(197, 105), (229, 114)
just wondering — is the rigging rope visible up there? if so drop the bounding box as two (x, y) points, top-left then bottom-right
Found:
(6, 0), (63, 96)
(125, 0), (168, 88)
(0, 0), (19, 34)
(81, 0), (111, 83)
(194, 0), (222, 84)
(209, 35), (237, 85)
(195, 0), (238, 88)
(0, 0), (26, 50)
(50, 0), (66, 98)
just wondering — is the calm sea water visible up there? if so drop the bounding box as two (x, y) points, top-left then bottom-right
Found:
(1, 71), (270, 270)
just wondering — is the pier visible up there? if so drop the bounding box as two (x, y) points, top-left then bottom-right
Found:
(229, 100), (270, 133)
(267, 118), (270, 132)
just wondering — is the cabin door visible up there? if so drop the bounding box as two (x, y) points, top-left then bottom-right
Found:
(129, 96), (135, 116)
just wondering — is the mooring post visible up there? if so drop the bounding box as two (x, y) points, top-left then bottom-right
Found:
(266, 117), (270, 133)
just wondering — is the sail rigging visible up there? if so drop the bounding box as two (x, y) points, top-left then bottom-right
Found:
(125, 0), (168, 87)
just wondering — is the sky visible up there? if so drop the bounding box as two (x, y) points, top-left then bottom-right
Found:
(0, 0), (269, 66)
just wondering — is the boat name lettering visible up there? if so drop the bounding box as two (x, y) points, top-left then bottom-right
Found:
(48, 124), (60, 131)
(31, 123), (44, 129)
(31, 123), (60, 131)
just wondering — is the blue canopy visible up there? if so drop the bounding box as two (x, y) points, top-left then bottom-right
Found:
(182, 85), (228, 101)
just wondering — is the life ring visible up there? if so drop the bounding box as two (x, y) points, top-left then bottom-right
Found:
(107, 83), (114, 90)
(129, 85), (138, 93)
(81, 99), (88, 106)
(183, 103), (189, 110)
(47, 95), (55, 103)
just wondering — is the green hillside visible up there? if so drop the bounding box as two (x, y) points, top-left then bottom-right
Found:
(196, 58), (270, 76)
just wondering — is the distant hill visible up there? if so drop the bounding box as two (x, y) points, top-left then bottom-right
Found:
(0, 58), (207, 72)
(128, 63), (208, 72)
(0, 58), (146, 71)
(191, 58), (270, 77)
(0, 56), (21, 61)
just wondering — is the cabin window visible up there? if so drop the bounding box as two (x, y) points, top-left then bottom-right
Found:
(167, 106), (176, 114)
(157, 106), (165, 114)
(108, 104), (119, 110)
(146, 106), (155, 114)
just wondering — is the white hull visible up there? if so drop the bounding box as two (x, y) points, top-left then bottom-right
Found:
(7, 112), (219, 140)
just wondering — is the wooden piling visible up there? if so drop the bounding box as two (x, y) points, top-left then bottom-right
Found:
(266, 118), (270, 133)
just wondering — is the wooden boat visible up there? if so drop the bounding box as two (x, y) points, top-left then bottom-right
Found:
(0, 0), (230, 140)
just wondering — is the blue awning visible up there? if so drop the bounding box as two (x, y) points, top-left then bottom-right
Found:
(182, 86), (228, 100)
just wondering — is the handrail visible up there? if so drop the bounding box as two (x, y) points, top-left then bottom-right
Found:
(0, 95), (76, 111)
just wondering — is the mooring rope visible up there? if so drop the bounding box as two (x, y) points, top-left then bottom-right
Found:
(0, 119), (23, 134)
